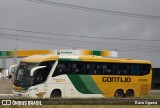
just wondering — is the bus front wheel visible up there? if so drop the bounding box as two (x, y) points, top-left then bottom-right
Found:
(114, 89), (124, 98)
(50, 89), (61, 98)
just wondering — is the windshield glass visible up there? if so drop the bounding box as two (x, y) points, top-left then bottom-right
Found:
(14, 61), (55, 87)
(14, 62), (38, 87)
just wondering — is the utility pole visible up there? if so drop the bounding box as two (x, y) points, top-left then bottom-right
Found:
(14, 48), (17, 64)
(2, 51), (6, 78)
(14, 18), (18, 64)
(2, 51), (6, 70)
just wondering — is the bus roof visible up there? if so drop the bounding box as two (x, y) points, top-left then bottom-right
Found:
(21, 54), (151, 64)
(80, 56), (151, 64)
(22, 54), (59, 63)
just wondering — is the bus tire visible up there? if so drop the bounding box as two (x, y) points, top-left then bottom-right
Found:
(50, 89), (61, 98)
(114, 89), (124, 98)
(125, 89), (134, 97)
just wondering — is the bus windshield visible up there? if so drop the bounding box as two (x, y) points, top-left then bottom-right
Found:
(14, 62), (38, 87)
(14, 61), (55, 87)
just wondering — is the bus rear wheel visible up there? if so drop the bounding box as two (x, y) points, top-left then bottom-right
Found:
(50, 89), (61, 98)
(114, 89), (124, 98)
(125, 89), (134, 97)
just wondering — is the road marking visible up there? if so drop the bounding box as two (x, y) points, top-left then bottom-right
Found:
(0, 94), (13, 96)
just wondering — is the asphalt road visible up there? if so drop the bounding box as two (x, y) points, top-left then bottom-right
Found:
(0, 79), (160, 99)
(0, 79), (12, 94)
(0, 90), (160, 99)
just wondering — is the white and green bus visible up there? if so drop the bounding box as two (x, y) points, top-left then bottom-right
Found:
(12, 50), (152, 98)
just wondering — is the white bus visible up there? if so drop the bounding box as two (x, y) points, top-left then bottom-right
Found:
(12, 50), (152, 98)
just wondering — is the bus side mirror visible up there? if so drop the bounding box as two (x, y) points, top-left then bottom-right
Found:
(9, 64), (18, 74)
(30, 66), (46, 76)
(8, 64), (18, 80)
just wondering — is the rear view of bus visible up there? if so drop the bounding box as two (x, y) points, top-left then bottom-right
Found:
(12, 50), (152, 98)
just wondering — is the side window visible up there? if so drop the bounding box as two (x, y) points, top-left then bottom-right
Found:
(118, 64), (130, 75)
(65, 62), (71, 74)
(86, 63), (92, 74)
(53, 61), (66, 77)
(79, 62), (97, 75)
(126, 64), (151, 75)
(71, 62), (84, 74)
(72, 63), (78, 74)
(38, 61), (55, 81)
(141, 64), (150, 75)
(130, 64), (141, 75)
(102, 64), (107, 74)
(101, 63), (113, 75)
(34, 68), (45, 85)
(98, 63), (115, 75)
(92, 63), (101, 74)
(107, 64), (115, 75)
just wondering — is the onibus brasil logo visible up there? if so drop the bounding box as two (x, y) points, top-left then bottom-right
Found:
(2, 100), (42, 105)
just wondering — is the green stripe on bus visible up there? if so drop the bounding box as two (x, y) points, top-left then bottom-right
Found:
(92, 51), (101, 56)
(79, 75), (104, 94)
(67, 75), (92, 94)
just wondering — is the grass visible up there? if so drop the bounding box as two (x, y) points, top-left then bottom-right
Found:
(0, 105), (160, 108)
(1, 91), (160, 107)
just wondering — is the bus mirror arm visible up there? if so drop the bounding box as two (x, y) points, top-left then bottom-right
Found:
(9, 64), (18, 74)
(9, 64), (18, 81)
(30, 66), (46, 76)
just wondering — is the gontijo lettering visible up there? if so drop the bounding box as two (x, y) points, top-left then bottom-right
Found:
(102, 77), (131, 82)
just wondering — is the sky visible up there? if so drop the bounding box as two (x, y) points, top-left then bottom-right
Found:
(0, 0), (160, 68)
